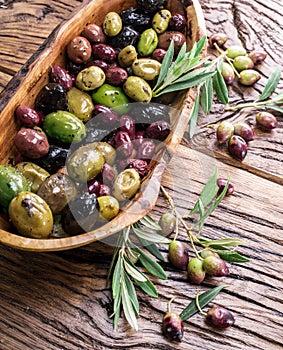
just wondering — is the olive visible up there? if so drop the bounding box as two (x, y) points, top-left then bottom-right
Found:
(33, 144), (69, 174)
(67, 143), (105, 183)
(62, 192), (99, 234)
(118, 45), (138, 67)
(217, 178), (235, 196)
(162, 311), (184, 342)
(112, 169), (140, 201)
(248, 50), (267, 65)
(86, 59), (109, 73)
(158, 212), (176, 236)
(152, 48), (167, 63)
(103, 12), (122, 37)
(75, 66), (105, 91)
(136, 0), (167, 14)
(81, 23), (106, 44)
(35, 83), (68, 115)
(15, 162), (50, 193)
(122, 159), (149, 178)
(221, 62), (235, 85)
(169, 14), (187, 32)
(132, 58), (161, 81)
(97, 195), (119, 220)
(152, 9), (172, 34)
(120, 115), (135, 140)
(135, 131), (145, 146)
(8, 191), (53, 239)
(218, 120), (229, 142)
(99, 184), (112, 197)
(0, 165), (31, 209)
(92, 84), (129, 110)
(66, 36), (92, 64)
(136, 140), (156, 161)
(92, 104), (119, 127)
(226, 45), (247, 59)
(206, 306), (235, 328)
(123, 76), (152, 102)
(107, 26), (139, 50)
(256, 111), (278, 130)
(228, 135), (248, 161)
(14, 127), (50, 159)
(168, 241), (190, 270)
(15, 105), (40, 127)
(100, 163), (116, 186)
(67, 87), (94, 122)
(145, 119), (171, 140)
(87, 178), (101, 196)
(92, 43), (117, 63)
(187, 257), (206, 284)
(128, 103), (170, 125)
(208, 33), (228, 48)
(120, 7), (151, 29)
(37, 173), (77, 215)
(158, 31), (186, 54)
(233, 56), (254, 71)
(106, 67), (128, 86)
(50, 65), (74, 91)
(202, 254), (230, 277)
(137, 28), (158, 56)
(233, 122), (254, 142)
(239, 69), (261, 86)
(95, 142), (116, 165)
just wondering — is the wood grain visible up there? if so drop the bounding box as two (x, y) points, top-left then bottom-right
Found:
(0, 0), (282, 349)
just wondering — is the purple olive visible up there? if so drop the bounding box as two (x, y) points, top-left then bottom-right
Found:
(256, 111), (278, 130)
(106, 67), (128, 86)
(93, 105), (119, 127)
(134, 131), (145, 146)
(145, 120), (171, 141)
(228, 135), (248, 161)
(221, 62), (235, 85)
(208, 33), (228, 48)
(50, 65), (74, 91)
(87, 178), (101, 196)
(187, 257), (206, 284)
(217, 178), (235, 196)
(202, 254), (230, 277)
(169, 13), (186, 31)
(152, 48), (167, 63)
(15, 105), (41, 127)
(216, 121), (234, 144)
(206, 306), (235, 328)
(101, 163), (115, 186)
(168, 241), (190, 270)
(98, 184), (111, 197)
(115, 131), (134, 158)
(124, 159), (149, 177)
(120, 115), (135, 140)
(248, 50), (267, 65)
(136, 140), (156, 161)
(162, 312), (184, 342)
(85, 60), (109, 73)
(233, 122), (255, 142)
(92, 43), (117, 63)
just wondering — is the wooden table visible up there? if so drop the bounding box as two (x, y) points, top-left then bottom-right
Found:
(0, 1), (282, 349)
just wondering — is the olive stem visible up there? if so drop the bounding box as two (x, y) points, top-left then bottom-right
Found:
(168, 297), (175, 313)
(195, 293), (208, 316)
(173, 216), (179, 241)
(213, 43), (241, 78)
(226, 99), (280, 111)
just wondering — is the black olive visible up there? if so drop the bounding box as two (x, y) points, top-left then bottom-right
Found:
(33, 144), (69, 173)
(35, 83), (68, 115)
(120, 8), (151, 30)
(136, 0), (168, 13)
(107, 26), (140, 50)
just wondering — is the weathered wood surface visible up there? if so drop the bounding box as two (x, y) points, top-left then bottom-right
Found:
(0, 0), (282, 349)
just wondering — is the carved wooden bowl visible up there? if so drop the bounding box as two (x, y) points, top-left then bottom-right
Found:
(0, 0), (206, 251)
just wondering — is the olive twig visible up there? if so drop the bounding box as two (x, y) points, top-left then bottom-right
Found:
(213, 43), (241, 78)
(195, 293), (208, 316)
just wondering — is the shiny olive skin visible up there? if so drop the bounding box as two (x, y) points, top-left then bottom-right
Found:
(95, 142), (116, 165)
(122, 159), (149, 177)
(86, 59), (109, 73)
(92, 84), (129, 110)
(119, 115), (135, 140)
(9, 191), (53, 239)
(66, 36), (92, 64)
(106, 67), (128, 86)
(168, 240), (190, 270)
(43, 111), (86, 144)
(233, 56), (254, 71)
(76, 66), (105, 91)
(81, 23), (106, 44)
(146, 120), (170, 140)
(216, 121), (234, 144)
(118, 45), (138, 67)
(0, 165), (31, 209)
(159, 212), (176, 236)
(136, 0), (167, 13)
(103, 12), (122, 37)
(15, 162), (50, 193)
(33, 144), (69, 174)
(67, 143), (105, 183)
(152, 48), (167, 62)
(37, 173), (77, 215)
(221, 62), (235, 85)
(67, 87), (94, 122)
(152, 9), (172, 34)
(248, 50), (267, 65)
(202, 254), (230, 277)
(15, 105), (40, 127)
(50, 65), (74, 91)
(136, 140), (156, 161)
(187, 257), (206, 284)
(217, 178), (235, 196)
(123, 76), (152, 102)
(97, 195), (119, 220)
(101, 163), (116, 186)
(107, 26), (139, 50)
(228, 135), (248, 161)
(256, 111), (278, 130)
(112, 168), (140, 201)
(35, 83), (68, 115)
(15, 127), (50, 159)
(208, 33), (228, 47)
(169, 13), (186, 31)
(92, 44), (117, 63)
(162, 312), (184, 342)
(132, 58), (161, 81)
(233, 122), (255, 142)
(137, 28), (158, 56)
(206, 306), (235, 328)
(226, 45), (247, 59)
(158, 31), (186, 54)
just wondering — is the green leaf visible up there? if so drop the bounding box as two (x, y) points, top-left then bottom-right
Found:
(174, 42), (187, 64)
(113, 295), (121, 331)
(213, 65), (229, 104)
(179, 285), (227, 321)
(173, 66), (210, 84)
(217, 250), (249, 263)
(123, 259), (147, 282)
(189, 91), (200, 139)
(268, 105), (283, 113)
(198, 237), (244, 247)
(154, 39), (175, 88)
(138, 237), (165, 262)
(133, 245), (167, 280)
(112, 254), (122, 299)
(121, 277), (139, 330)
(194, 35), (207, 57)
(135, 278), (158, 298)
(257, 67), (281, 101)
(132, 226), (171, 244)
(138, 215), (161, 231)
(107, 233), (124, 283)
(201, 76), (213, 114)
(189, 167), (218, 215)
(124, 273), (139, 315)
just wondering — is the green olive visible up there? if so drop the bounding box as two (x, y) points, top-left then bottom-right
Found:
(92, 84), (129, 111)
(112, 169), (140, 201)
(226, 45), (247, 59)
(97, 195), (119, 221)
(96, 142), (116, 165)
(137, 28), (158, 56)
(118, 45), (138, 67)
(15, 162), (50, 193)
(37, 173), (77, 214)
(67, 87), (94, 122)
(8, 191), (53, 239)
(103, 12), (122, 37)
(132, 58), (161, 80)
(152, 9), (171, 34)
(123, 76), (152, 102)
(67, 143), (105, 183)
(76, 66), (105, 91)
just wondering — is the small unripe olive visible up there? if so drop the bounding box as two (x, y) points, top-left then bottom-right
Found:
(233, 56), (254, 71)
(187, 257), (206, 284)
(226, 45), (247, 59)
(238, 69), (261, 86)
(216, 120), (234, 144)
(202, 254), (230, 277)
(256, 112), (278, 130)
(168, 241), (190, 270)
(159, 213), (176, 236)
(221, 62), (235, 85)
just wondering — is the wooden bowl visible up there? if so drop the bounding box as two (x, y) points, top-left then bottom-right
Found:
(0, 0), (206, 251)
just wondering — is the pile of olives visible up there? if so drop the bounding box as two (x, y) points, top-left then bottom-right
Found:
(0, 0), (191, 239)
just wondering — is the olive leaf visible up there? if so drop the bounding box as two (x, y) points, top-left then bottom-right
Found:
(201, 76), (214, 114)
(138, 215), (161, 231)
(155, 39), (175, 88)
(121, 276), (139, 331)
(189, 90), (200, 139)
(180, 285), (227, 321)
(132, 225), (171, 244)
(213, 62), (229, 104)
(257, 67), (281, 101)
(268, 105), (283, 113)
(124, 272), (139, 315)
(138, 236), (165, 262)
(217, 250), (249, 263)
(123, 259), (147, 282)
(198, 237), (244, 247)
